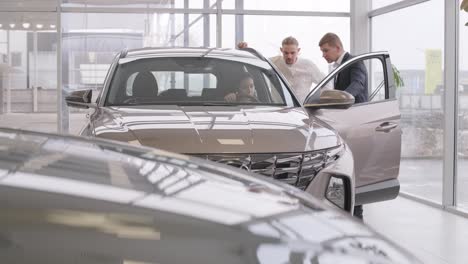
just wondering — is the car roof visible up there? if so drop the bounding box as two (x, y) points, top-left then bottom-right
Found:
(123, 47), (260, 60)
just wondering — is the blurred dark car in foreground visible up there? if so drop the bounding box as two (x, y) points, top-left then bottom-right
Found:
(0, 128), (419, 264)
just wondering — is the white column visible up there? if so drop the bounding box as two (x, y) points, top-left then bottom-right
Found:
(33, 30), (38, 112)
(6, 30), (11, 113)
(350, 0), (371, 55)
(216, 0), (222, 48)
(235, 0), (244, 45)
(57, 1), (68, 133)
(442, 0), (459, 207)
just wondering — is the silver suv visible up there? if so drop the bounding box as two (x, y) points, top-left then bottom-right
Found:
(66, 47), (402, 213)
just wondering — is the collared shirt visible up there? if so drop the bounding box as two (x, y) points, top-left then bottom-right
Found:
(270, 55), (327, 102)
(331, 52), (347, 89)
(328, 52), (347, 73)
(336, 51), (347, 66)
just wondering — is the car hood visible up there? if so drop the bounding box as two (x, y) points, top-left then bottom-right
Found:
(92, 105), (341, 153)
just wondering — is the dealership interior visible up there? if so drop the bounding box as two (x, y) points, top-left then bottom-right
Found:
(1, 0), (468, 263)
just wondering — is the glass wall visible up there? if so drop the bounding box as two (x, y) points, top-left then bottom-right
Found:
(458, 0), (468, 211)
(372, 0), (444, 203)
(61, 10), (216, 133)
(60, 0), (351, 134)
(0, 11), (57, 132)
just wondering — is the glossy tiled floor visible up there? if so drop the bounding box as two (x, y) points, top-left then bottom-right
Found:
(365, 196), (468, 264)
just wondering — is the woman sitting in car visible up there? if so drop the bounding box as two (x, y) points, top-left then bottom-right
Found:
(224, 73), (258, 103)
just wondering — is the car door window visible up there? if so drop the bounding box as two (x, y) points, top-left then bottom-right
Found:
(307, 55), (393, 106)
(368, 58), (388, 103)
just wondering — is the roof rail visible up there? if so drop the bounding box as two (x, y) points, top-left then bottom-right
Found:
(119, 48), (128, 59)
(239, 47), (268, 62)
(200, 47), (217, 58)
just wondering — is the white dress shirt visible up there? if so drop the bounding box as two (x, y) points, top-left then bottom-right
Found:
(270, 55), (327, 102)
(328, 52), (347, 90)
(328, 52), (346, 72)
(336, 51), (347, 66)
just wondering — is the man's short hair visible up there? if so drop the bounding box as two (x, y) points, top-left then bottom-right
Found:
(319, 33), (343, 48)
(282, 36), (299, 46)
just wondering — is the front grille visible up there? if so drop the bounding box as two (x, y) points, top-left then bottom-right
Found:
(193, 149), (340, 190)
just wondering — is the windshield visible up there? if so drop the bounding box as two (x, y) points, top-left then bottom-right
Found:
(105, 56), (295, 106)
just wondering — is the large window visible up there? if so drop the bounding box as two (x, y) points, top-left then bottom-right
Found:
(0, 11), (58, 132)
(59, 1), (350, 133)
(61, 11), (215, 132)
(372, 0), (444, 203)
(0, 2), (352, 133)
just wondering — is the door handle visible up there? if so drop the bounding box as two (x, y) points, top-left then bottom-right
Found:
(375, 122), (398, 132)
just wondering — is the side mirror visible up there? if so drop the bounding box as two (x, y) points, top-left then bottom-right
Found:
(303, 90), (355, 110)
(65, 89), (95, 109)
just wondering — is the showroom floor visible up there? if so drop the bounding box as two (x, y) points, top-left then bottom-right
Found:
(365, 196), (468, 264)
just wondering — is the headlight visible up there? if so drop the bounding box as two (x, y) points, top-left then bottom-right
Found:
(325, 175), (351, 211)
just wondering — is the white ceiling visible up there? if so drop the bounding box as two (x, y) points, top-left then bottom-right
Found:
(0, 0), (174, 31)
(0, 0), (57, 11)
(0, 0), (173, 10)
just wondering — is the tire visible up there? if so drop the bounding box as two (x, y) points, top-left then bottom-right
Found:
(354, 205), (364, 221)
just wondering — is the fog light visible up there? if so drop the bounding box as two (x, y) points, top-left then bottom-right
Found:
(325, 176), (349, 211)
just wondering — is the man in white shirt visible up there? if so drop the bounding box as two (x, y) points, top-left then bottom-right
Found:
(238, 36), (328, 102)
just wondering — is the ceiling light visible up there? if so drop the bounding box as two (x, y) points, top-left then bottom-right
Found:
(0, 24), (3, 28)
(36, 24), (43, 29)
(22, 23), (30, 29)
(9, 23), (15, 28)
(50, 24), (56, 29)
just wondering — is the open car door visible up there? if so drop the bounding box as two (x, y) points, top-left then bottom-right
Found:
(304, 52), (401, 206)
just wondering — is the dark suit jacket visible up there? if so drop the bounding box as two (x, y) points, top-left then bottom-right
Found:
(334, 52), (368, 104)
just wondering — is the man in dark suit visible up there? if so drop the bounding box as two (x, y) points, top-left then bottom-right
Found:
(318, 33), (368, 104)
(319, 33), (367, 220)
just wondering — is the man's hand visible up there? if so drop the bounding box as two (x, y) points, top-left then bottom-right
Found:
(224, 93), (237, 102)
(237, 42), (248, 49)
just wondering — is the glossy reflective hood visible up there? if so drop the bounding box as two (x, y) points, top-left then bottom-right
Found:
(91, 105), (341, 153)
(0, 128), (420, 264)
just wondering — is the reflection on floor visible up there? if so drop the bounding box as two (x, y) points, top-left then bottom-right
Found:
(365, 196), (468, 264)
